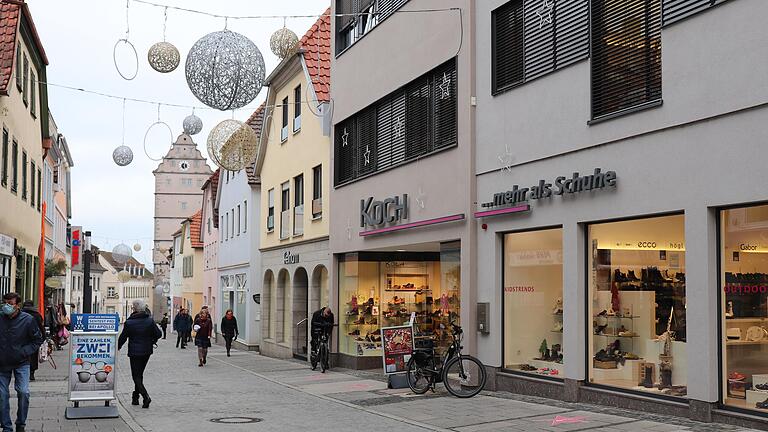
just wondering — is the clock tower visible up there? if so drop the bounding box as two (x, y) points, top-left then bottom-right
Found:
(152, 133), (213, 310)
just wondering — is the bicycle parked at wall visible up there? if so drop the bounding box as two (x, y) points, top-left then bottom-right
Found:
(406, 320), (487, 398)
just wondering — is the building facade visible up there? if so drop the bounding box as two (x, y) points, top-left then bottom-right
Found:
(200, 169), (220, 325)
(70, 245), (105, 314)
(177, 211), (204, 317)
(99, 251), (153, 322)
(473, 0), (768, 428)
(257, 14), (332, 360)
(152, 133), (212, 296)
(329, 0), (474, 369)
(0, 1), (49, 304)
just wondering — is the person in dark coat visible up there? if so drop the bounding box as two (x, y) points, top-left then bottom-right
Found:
(21, 301), (44, 381)
(173, 309), (192, 349)
(159, 313), (168, 340)
(220, 309), (239, 357)
(118, 299), (162, 408)
(0, 292), (44, 432)
(193, 309), (213, 367)
(310, 307), (334, 371)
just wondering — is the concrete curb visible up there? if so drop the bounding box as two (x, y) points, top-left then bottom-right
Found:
(210, 355), (454, 432)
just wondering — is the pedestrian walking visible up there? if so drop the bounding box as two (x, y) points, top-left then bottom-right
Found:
(193, 305), (210, 322)
(173, 309), (192, 349)
(0, 292), (44, 432)
(193, 309), (212, 367)
(20, 301), (44, 382)
(220, 309), (239, 357)
(117, 299), (162, 409)
(159, 313), (168, 340)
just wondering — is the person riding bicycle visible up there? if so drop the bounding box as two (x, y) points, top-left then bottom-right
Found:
(310, 307), (334, 361)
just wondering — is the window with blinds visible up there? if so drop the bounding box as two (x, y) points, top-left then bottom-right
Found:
(492, 0), (589, 95)
(591, 0), (662, 120)
(662, 0), (719, 26)
(336, 0), (408, 54)
(334, 58), (457, 186)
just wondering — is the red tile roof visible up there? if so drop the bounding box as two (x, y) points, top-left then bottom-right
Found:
(0, 1), (48, 96)
(0, 2), (20, 95)
(300, 9), (331, 103)
(245, 103), (266, 185)
(188, 210), (203, 248)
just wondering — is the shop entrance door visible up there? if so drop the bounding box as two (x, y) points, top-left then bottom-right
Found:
(293, 268), (309, 360)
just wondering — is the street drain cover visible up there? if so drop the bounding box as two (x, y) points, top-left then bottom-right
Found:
(210, 417), (263, 424)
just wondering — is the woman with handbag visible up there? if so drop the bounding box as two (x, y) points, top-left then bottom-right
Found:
(193, 309), (213, 367)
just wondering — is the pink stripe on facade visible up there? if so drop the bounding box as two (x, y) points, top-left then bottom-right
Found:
(359, 214), (465, 237)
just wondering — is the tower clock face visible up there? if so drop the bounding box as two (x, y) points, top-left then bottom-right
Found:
(179, 161), (190, 171)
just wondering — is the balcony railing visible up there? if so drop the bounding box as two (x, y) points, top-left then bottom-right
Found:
(294, 204), (304, 236)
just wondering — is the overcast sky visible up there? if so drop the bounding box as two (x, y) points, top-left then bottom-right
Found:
(29, 0), (328, 268)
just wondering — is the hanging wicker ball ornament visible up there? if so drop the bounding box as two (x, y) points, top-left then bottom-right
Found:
(117, 270), (131, 283)
(183, 114), (203, 135)
(133, 243), (142, 252)
(186, 30), (266, 111)
(207, 119), (259, 171)
(112, 243), (133, 265)
(270, 27), (299, 59)
(112, 145), (134, 166)
(148, 41), (181, 73)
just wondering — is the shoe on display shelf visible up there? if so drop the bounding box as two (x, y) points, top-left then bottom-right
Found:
(756, 383), (768, 391)
(348, 329), (360, 336)
(551, 322), (563, 333)
(757, 398), (768, 410)
(729, 372), (747, 381)
(353, 316), (365, 325)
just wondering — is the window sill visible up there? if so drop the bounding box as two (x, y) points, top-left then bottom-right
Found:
(588, 99), (663, 126)
(292, 233), (304, 239)
(266, 229), (274, 234)
(292, 127), (301, 135)
(311, 215), (322, 221)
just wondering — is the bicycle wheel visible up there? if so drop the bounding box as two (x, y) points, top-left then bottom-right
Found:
(406, 357), (432, 394)
(310, 350), (318, 370)
(443, 355), (487, 398)
(320, 343), (329, 373)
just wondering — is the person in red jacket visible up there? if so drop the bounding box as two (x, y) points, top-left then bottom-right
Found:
(194, 309), (213, 367)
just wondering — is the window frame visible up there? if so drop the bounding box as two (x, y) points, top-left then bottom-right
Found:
(1, 128), (7, 188)
(29, 71), (36, 118)
(14, 43), (21, 91)
(491, 0), (525, 95)
(312, 165), (322, 219)
(293, 84), (302, 133)
(22, 54), (28, 106)
(29, 160), (35, 208)
(20, 150), (26, 201)
(267, 188), (275, 232)
(9, 139), (16, 194)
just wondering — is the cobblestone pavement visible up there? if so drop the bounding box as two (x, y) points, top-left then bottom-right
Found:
(8, 337), (767, 431)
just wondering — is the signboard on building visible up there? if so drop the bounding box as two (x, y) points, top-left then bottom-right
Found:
(360, 194), (409, 228)
(71, 314), (119, 332)
(0, 233), (14, 257)
(380, 325), (414, 375)
(68, 315), (119, 402)
(71, 227), (81, 266)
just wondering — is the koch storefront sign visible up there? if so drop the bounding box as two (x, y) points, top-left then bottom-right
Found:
(360, 194), (409, 228)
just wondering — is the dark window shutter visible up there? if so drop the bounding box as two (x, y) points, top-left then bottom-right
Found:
(433, 63), (457, 150)
(555, 0), (590, 68)
(524, 0), (555, 81)
(376, 96), (393, 169)
(337, 0), (355, 29)
(492, 1), (525, 92)
(662, 0), (716, 26)
(389, 91), (407, 166)
(335, 120), (355, 185)
(357, 107), (377, 176)
(405, 77), (432, 159)
(591, 0), (662, 119)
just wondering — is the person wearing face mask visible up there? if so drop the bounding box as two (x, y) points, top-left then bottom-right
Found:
(0, 292), (44, 432)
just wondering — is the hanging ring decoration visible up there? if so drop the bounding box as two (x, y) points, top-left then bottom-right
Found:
(143, 120), (173, 161)
(113, 39), (138, 81)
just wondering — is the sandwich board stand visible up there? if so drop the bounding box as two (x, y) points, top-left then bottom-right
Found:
(382, 313), (416, 389)
(65, 314), (120, 419)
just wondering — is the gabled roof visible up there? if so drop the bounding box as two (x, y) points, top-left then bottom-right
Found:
(300, 9), (331, 103)
(187, 210), (203, 248)
(245, 103), (266, 185)
(0, 0), (48, 96)
(99, 251), (154, 279)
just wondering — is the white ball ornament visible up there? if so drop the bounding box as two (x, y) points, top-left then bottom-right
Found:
(183, 114), (203, 135)
(270, 27), (299, 59)
(148, 41), (181, 73)
(112, 145), (133, 166)
(112, 243), (133, 265)
(207, 119), (260, 171)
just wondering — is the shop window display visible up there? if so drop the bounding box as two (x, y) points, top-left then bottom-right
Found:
(503, 228), (565, 377)
(721, 204), (768, 413)
(338, 248), (461, 358)
(588, 214), (687, 397)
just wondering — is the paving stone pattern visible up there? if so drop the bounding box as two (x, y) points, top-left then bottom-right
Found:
(6, 337), (766, 431)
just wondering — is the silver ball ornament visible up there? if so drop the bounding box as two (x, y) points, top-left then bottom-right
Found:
(117, 270), (131, 283)
(270, 27), (299, 59)
(112, 243), (133, 265)
(207, 119), (259, 171)
(133, 243), (142, 252)
(112, 145), (133, 166)
(147, 41), (181, 73)
(183, 114), (203, 135)
(185, 30), (266, 111)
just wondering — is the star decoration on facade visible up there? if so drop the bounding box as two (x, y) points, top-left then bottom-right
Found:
(536, 0), (554, 29)
(415, 186), (427, 210)
(498, 144), (514, 175)
(342, 127), (349, 147)
(363, 145), (371, 166)
(393, 116), (404, 139)
(346, 219), (352, 240)
(439, 72), (451, 99)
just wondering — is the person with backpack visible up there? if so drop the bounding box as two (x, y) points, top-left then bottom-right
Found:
(20, 301), (44, 382)
(159, 313), (169, 340)
(118, 299), (162, 409)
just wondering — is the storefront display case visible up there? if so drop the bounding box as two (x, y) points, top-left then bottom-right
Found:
(338, 248), (461, 360)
